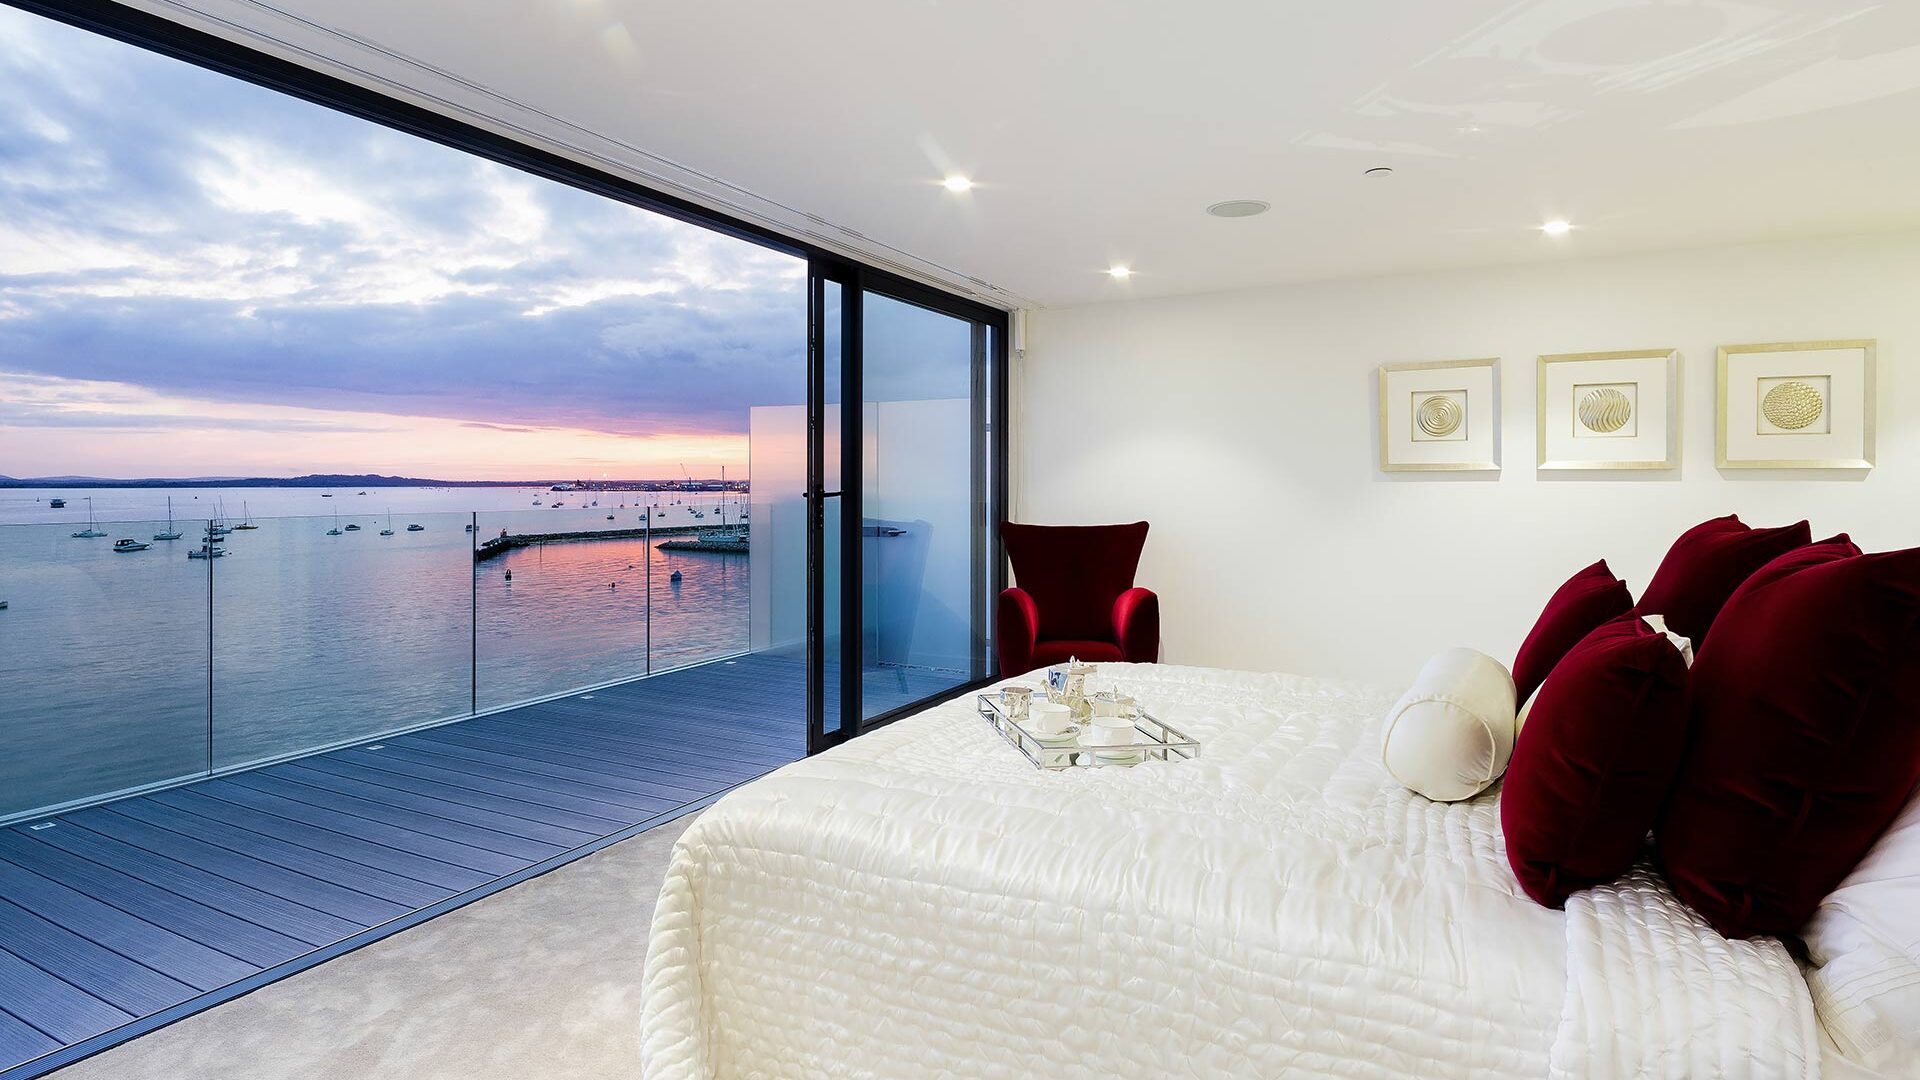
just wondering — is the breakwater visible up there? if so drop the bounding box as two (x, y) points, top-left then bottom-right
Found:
(476, 525), (697, 561)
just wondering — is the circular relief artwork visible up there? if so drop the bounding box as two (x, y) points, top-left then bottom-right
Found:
(1762, 380), (1825, 430)
(1577, 387), (1633, 434)
(1416, 395), (1462, 438)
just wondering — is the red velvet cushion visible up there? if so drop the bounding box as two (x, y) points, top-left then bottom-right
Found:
(1031, 639), (1126, 667)
(1002, 522), (1149, 641)
(1501, 614), (1691, 909)
(1512, 560), (1634, 706)
(1634, 514), (1810, 646)
(1657, 537), (1920, 939)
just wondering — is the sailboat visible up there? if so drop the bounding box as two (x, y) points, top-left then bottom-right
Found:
(70, 498), (108, 538)
(153, 496), (183, 541)
(231, 502), (259, 530)
(380, 512), (395, 537)
(326, 511), (343, 537)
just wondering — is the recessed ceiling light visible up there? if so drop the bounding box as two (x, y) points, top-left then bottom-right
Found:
(1206, 199), (1270, 218)
(1364, 166), (1394, 177)
(1107, 265), (1132, 280)
(942, 175), (973, 193)
(1540, 219), (1573, 236)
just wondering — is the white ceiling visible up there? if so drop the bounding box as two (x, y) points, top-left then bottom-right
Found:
(126, 0), (1920, 309)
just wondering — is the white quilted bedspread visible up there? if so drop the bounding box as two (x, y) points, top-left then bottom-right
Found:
(640, 664), (1816, 1078)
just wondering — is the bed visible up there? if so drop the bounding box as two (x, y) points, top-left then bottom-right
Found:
(640, 663), (1831, 1078)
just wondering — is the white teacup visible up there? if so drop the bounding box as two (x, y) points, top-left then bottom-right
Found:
(1086, 715), (1136, 749)
(1029, 701), (1072, 736)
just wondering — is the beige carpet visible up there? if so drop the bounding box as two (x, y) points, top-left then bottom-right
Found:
(52, 813), (698, 1080)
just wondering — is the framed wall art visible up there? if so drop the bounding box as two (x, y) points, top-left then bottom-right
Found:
(1718, 340), (1875, 470)
(1378, 358), (1500, 472)
(1536, 348), (1679, 470)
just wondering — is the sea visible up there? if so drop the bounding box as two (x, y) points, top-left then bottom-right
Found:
(0, 485), (758, 819)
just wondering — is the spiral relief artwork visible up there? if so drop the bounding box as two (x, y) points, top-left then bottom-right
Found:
(1577, 387), (1633, 434)
(1761, 380), (1825, 431)
(1415, 394), (1462, 438)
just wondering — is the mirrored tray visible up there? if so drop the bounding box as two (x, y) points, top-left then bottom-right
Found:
(976, 691), (1199, 771)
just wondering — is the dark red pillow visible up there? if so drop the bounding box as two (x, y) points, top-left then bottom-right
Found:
(1657, 538), (1920, 939)
(1512, 560), (1634, 705)
(1634, 514), (1810, 647)
(1501, 613), (1691, 909)
(1001, 522), (1149, 641)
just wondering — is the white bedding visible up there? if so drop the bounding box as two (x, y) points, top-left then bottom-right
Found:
(641, 663), (1819, 1078)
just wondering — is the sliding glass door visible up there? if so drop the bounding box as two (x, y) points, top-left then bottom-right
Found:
(800, 265), (1002, 752)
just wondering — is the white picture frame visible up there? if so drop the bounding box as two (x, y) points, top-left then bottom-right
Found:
(1378, 358), (1500, 472)
(1718, 340), (1875, 470)
(1536, 349), (1680, 470)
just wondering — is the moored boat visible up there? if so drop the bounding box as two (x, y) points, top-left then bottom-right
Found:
(70, 498), (108, 538)
(153, 496), (182, 541)
(112, 538), (150, 552)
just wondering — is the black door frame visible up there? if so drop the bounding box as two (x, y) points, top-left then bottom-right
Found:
(806, 260), (1009, 751)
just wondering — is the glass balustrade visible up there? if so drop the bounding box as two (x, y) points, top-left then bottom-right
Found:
(1, 486), (767, 824)
(0, 504), (210, 819)
(210, 505), (475, 770)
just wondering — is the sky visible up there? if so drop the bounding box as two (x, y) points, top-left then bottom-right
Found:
(0, 5), (842, 482)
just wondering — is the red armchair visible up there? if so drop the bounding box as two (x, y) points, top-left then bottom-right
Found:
(998, 521), (1159, 675)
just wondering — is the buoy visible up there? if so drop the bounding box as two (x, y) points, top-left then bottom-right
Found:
(504, 569), (513, 583)
(670, 570), (683, 583)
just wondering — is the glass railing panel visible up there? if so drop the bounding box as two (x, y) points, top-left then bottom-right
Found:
(0, 496), (210, 819)
(648, 490), (752, 672)
(209, 498), (476, 770)
(474, 494), (663, 711)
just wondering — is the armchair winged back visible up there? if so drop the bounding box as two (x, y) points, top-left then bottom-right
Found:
(998, 521), (1159, 675)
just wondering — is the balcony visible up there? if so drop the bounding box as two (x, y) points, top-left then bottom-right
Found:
(0, 498), (970, 1077)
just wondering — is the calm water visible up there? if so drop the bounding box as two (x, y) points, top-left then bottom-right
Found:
(0, 486), (760, 818)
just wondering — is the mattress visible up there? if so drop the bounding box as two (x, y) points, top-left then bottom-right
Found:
(641, 663), (1818, 1078)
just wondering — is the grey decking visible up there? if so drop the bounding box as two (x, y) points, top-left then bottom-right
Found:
(0, 652), (964, 1079)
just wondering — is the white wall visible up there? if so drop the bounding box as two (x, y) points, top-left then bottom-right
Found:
(1015, 231), (1920, 688)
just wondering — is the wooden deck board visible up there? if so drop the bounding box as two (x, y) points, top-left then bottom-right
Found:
(0, 651), (842, 1079)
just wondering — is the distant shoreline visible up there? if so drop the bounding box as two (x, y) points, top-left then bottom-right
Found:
(0, 474), (747, 491)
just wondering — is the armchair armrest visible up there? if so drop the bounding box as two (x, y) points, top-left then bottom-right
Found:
(1111, 587), (1160, 664)
(996, 587), (1042, 676)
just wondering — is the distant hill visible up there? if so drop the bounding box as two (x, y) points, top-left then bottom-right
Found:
(1, 473), (497, 488)
(0, 473), (711, 489)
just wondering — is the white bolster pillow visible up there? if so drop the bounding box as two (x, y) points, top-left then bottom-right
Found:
(1381, 647), (1517, 802)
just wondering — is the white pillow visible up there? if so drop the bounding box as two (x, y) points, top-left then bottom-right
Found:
(1380, 647), (1516, 802)
(1802, 785), (1920, 1071)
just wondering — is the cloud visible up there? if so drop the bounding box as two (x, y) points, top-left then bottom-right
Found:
(0, 5), (808, 464)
